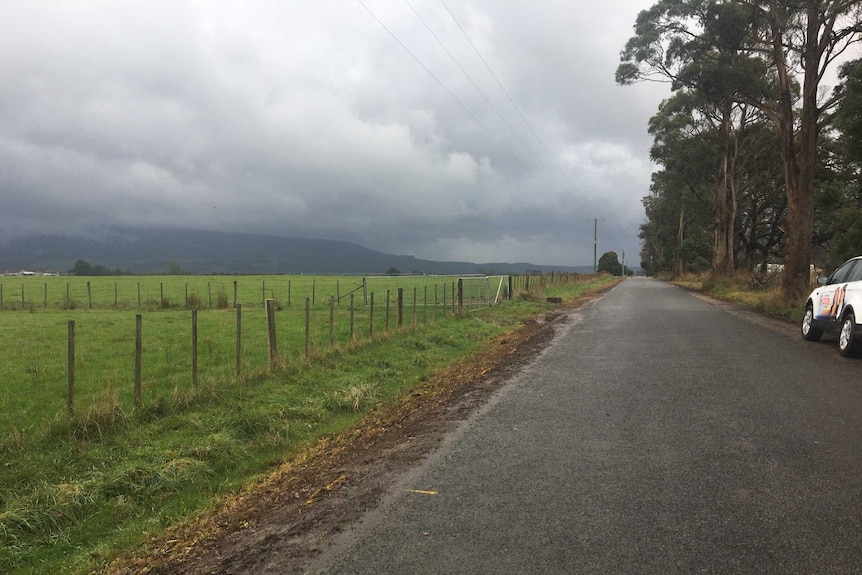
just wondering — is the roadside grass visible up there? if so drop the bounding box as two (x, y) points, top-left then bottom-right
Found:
(0, 274), (498, 437)
(0, 275), (615, 574)
(668, 271), (805, 321)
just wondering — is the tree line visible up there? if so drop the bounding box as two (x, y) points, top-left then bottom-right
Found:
(617, 0), (862, 301)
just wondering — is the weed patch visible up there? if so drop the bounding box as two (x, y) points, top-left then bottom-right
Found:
(672, 272), (805, 321)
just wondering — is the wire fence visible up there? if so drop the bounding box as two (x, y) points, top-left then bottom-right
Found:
(0, 272), (595, 435)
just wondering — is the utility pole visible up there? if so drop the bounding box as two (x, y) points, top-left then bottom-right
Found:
(593, 218), (598, 273)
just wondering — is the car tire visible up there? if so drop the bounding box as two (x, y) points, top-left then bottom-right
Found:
(838, 312), (862, 357)
(801, 304), (823, 341)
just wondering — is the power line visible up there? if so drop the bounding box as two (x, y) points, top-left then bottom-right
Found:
(403, 0), (549, 175)
(438, 0), (576, 189)
(355, 0), (532, 174)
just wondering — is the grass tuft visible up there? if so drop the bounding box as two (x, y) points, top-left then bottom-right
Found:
(45, 389), (128, 443)
(322, 380), (379, 412)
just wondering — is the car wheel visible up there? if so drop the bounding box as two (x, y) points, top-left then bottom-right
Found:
(801, 304), (823, 341)
(838, 312), (862, 357)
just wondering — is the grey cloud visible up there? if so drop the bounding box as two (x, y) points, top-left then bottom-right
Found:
(0, 0), (666, 267)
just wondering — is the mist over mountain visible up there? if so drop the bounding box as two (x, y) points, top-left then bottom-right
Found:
(0, 228), (594, 275)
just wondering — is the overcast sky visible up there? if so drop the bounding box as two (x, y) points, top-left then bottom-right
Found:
(0, 1), (669, 267)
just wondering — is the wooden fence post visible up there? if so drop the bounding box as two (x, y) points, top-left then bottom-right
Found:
(185, 282), (189, 308)
(266, 299), (278, 366)
(386, 289), (391, 331)
(350, 293), (355, 341)
(44, 283), (48, 309)
(329, 296), (335, 347)
(424, 286), (428, 324)
(160, 282), (164, 307)
(452, 282), (456, 314)
(397, 288), (403, 328)
(114, 282), (118, 308)
(233, 280), (238, 309)
(413, 287), (417, 326)
(87, 281), (92, 309)
(369, 292), (374, 337)
(236, 304), (242, 377)
(137, 283), (141, 309)
(67, 320), (75, 416)
(457, 279), (463, 315)
(208, 282), (212, 308)
(304, 298), (310, 358)
(135, 314), (142, 407)
(192, 309), (198, 387)
(66, 282), (70, 309)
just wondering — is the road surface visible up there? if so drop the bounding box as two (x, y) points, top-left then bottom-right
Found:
(307, 278), (862, 574)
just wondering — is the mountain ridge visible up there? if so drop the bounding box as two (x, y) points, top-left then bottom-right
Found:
(0, 228), (594, 275)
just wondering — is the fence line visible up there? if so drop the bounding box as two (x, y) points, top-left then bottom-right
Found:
(0, 273), (603, 312)
(2, 273), (601, 426)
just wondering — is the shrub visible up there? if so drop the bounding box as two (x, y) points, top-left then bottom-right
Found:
(215, 286), (229, 309)
(188, 292), (202, 310)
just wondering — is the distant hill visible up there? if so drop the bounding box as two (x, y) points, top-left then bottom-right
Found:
(0, 228), (594, 276)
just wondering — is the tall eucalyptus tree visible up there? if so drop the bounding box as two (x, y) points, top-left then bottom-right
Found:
(619, 0), (862, 299)
(739, 1), (862, 298)
(618, 0), (774, 276)
(643, 92), (718, 275)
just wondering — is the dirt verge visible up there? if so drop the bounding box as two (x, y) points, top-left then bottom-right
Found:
(109, 284), (617, 575)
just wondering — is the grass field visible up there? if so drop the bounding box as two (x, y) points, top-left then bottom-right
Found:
(0, 274), (511, 436)
(0, 272), (608, 574)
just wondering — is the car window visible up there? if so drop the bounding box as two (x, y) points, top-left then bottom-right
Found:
(830, 260), (858, 284)
(846, 261), (862, 283)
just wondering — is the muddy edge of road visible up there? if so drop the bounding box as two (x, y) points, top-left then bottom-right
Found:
(111, 282), (623, 575)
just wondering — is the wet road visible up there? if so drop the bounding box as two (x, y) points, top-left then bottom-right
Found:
(309, 278), (862, 574)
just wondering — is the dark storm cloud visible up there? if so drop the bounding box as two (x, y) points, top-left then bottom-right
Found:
(0, 0), (666, 266)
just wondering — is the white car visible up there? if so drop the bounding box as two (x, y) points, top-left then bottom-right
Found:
(802, 256), (862, 357)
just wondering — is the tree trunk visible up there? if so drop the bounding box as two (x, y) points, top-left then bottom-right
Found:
(673, 206), (685, 276)
(778, 5), (821, 301)
(713, 109), (737, 277)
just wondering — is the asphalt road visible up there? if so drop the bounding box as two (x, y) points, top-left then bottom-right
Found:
(308, 278), (862, 574)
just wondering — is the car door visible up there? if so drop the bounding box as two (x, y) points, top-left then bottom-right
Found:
(814, 259), (859, 325)
(842, 260), (862, 319)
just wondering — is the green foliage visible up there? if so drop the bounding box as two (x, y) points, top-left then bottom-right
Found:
(69, 260), (126, 276)
(597, 251), (623, 276)
(678, 234), (712, 273)
(835, 58), (862, 164)
(828, 207), (862, 269)
(620, 0), (862, 298)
